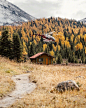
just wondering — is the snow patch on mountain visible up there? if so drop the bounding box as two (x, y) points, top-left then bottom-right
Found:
(79, 18), (86, 24)
(0, 0), (35, 25)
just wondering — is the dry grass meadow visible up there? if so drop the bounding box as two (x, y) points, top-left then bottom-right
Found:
(0, 56), (86, 108)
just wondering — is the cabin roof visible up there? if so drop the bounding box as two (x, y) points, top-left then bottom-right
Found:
(30, 52), (54, 59)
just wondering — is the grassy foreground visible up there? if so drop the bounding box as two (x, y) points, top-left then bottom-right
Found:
(0, 56), (31, 99)
(9, 64), (86, 108)
(0, 57), (86, 108)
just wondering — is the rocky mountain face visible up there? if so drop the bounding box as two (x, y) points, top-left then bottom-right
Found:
(79, 18), (86, 24)
(0, 0), (35, 25)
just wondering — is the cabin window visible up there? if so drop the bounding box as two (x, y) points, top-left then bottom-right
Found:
(39, 58), (43, 62)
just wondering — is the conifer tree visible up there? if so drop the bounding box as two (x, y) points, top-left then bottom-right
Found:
(13, 33), (22, 62)
(29, 41), (36, 57)
(27, 37), (30, 57)
(36, 41), (43, 53)
(81, 53), (85, 63)
(68, 55), (72, 62)
(75, 57), (78, 63)
(85, 58), (86, 64)
(71, 56), (75, 63)
(0, 30), (13, 58)
(56, 54), (63, 64)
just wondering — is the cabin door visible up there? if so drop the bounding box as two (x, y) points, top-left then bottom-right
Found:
(46, 58), (48, 65)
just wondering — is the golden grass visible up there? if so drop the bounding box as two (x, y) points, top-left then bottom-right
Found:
(0, 76), (15, 99)
(0, 56), (32, 99)
(0, 56), (86, 107)
(7, 64), (86, 108)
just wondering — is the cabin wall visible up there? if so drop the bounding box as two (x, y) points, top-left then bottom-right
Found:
(31, 59), (36, 63)
(31, 54), (53, 65)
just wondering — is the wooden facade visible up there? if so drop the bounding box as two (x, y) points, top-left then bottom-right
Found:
(30, 52), (54, 65)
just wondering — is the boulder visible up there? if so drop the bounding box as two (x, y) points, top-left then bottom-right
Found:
(55, 80), (79, 92)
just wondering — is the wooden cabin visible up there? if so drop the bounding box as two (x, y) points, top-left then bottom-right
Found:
(30, 52), (54, 65)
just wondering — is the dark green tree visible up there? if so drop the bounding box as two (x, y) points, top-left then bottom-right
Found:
(71, 56), (75, 63)
(27, 37), (30, 57)
(64, 30), (67, 40)
(56, 54), (63, 64)
(75, 49), (80, 59)
(68, 54), (72, 62)
(36, 41), (43, 54)
(13, 33), (22, 62)
(85, 58), (86, 64)
(81, 53), (85, 63)
(0, 30), (13, 58)
(75, 57), (78, 63)
(29, 41), (36, 57)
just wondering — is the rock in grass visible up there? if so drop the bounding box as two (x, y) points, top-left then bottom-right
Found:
(55, 80), (79, 92)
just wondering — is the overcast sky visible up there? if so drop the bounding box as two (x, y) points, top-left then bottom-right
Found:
(7, 0), (86, 21)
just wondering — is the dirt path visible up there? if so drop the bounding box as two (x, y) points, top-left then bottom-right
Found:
(0, 74), (36, 108)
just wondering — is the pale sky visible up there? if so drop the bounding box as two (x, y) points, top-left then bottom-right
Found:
(7, 0), (86, 21)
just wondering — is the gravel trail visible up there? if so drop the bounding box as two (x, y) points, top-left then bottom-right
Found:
(0, 74), (36, 108)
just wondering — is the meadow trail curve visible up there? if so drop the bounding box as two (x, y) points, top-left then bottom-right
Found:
(0, 74), (36, 108)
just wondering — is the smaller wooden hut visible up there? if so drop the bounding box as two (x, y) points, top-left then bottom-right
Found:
(30, 52), (54, 65)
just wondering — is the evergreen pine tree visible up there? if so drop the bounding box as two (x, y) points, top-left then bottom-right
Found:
(27, 37), (30, 57)
(71, 56), (75, 63)
(36, 41), (43, 53)
(48, 42), (53, 51)
(81, 53), (85, 63)
(64, 30), (67, 40)
(0, 30), (13, 58)
(68, 55), (72, 62)
(13, 33), (22, 62)
(29, 41), (36, 56)
(56, 54), (63, 64)
(75, 57), (78, 63)
(85, 58), (86, 64)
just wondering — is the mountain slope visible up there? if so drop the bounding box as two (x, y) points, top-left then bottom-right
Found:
(0, 0), (35, 25)
(79, 18), (86, 24)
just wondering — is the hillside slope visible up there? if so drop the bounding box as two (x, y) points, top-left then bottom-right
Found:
(1, 17), (86, 63)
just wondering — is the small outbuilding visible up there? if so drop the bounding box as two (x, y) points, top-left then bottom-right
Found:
(30, 52), (54, 65)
